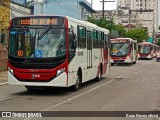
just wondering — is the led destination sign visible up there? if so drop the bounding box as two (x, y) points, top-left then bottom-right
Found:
(111, 39), (128, 43)
(12, 17), (64, 26)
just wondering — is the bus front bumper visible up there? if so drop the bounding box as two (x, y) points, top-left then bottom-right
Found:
(8, 71), (68, 87)
(110, 58), (131, 64)
(138, 54), (152, 59)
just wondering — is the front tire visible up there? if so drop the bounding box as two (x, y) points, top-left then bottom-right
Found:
(111, 63), (114, 66)
(72, 72), (81, 91)
(97, 67), (102, 82)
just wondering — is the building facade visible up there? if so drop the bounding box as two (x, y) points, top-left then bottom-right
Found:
(0, 0), (10, 32)
(117, 0), (158, 38)
(0, 0), (30, 72)
(0, 0), (10, 72)
(158, 0), (160, 27)
(11, 0), (26, 5)
(10, 1), (30, 18)
(33, 0), (96, 20)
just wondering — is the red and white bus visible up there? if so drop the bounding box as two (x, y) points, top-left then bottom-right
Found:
(138, 42), (154, 59)
(156, 45), (159, 55)
(8, 15), (110, 91)
(153, 44), (159, 58)
(110, 38), (138, 65)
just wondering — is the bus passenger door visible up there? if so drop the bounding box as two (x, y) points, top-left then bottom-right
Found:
(131, 42), (134, 62)
(87, 31), (92, 69)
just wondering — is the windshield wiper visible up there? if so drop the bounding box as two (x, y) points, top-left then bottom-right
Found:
(38, 26), (52, 40)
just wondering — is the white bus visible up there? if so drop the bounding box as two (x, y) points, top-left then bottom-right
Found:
(8, 15), (110, 91)
(110, 38), (138, 65)
(138, 42), (154, 59)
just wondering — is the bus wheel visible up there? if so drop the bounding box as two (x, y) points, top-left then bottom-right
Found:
(73, 71), (81, 91)
(132, 61), (135, 64)
(128, 62), (132, 66)
(97, 66), (102, 82)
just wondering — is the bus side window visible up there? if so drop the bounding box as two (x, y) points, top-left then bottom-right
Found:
(69, 28), (77, 62)
(87, 31), (92, 50)
(98, 31), (101, 48)
(93, 30), (98, 48)
(77, 25), (86, 49)
(101, 32), (104, 48)
(134, 43), (137, 50)
(130, 43), (133, 50)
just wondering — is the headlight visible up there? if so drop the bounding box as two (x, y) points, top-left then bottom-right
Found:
(126, 56), (130, 59)
(56, 68), (65, 76)
(8, 67), (14, 75)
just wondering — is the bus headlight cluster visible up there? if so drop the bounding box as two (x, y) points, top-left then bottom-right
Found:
(56, 68), (65, 76)
(8, 67), (14, 75)
(126, 56), (130, 59)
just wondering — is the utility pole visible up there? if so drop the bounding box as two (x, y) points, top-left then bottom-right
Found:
(91, 0), (93, 8)
(100, 0), (115, 19)
(126, 2), (131, 31)
(152, 10), (155, 43)
(128, 8), (131, 31)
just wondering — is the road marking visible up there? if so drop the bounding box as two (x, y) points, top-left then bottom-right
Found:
(23, 76), (120, 120)
(43, 76), (121, 111)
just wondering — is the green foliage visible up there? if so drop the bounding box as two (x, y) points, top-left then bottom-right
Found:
(88, 17), (116, 32)
(115, 24), (127, 37)
(110, 30), (119, 38)
(125, 28), (149, 43)
(87, 17), (149, 42)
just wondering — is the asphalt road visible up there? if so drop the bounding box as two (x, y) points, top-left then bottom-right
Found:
(0, 59), (160, 120)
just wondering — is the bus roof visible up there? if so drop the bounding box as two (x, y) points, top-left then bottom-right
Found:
(139, 42), (152, 45)
(110, 38), (137, 42)
(11, 15), (110, 34)
(67, 16), (110, 33)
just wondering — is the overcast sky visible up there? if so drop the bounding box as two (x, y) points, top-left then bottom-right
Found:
(86, 0), (117, 10)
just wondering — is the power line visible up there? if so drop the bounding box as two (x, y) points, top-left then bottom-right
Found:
(47, 1), (80, 14)
(100, 0), (115, 18)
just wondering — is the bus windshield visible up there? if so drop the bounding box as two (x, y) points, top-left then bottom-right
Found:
(9, 26), (66, 58)
(138, 45), (151, 54)
(110, 42), (130, 56)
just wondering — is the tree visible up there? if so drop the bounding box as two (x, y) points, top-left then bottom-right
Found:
(87, 17), (149, 42)
(115, 24), (127, 37)
(88, 17), (116, 32)
(125, 28), (149, 43)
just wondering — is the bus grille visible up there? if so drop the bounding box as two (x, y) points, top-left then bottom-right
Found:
(14, 65), (55, 69)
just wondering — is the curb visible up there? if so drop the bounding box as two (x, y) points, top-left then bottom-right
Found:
(0, 82), (8, 86)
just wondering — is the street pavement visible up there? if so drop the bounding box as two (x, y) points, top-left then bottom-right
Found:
(0, 71), (7, 85)
(0, 59), (160, 120)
